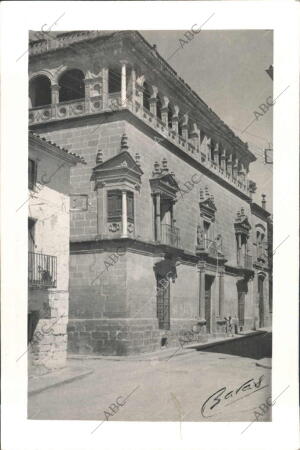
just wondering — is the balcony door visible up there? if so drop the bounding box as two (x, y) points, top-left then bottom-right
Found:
(160, 199), (177, 246)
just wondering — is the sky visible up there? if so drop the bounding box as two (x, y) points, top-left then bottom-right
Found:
(141, 30), (273, 212)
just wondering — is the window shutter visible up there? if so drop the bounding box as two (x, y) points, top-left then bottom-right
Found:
(127, 192), (134, 222)
(107, 190), (122, 221)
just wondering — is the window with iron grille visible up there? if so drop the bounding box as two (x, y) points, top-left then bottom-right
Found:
(28, 159), (37, 190)
(107, 190), (134, 223)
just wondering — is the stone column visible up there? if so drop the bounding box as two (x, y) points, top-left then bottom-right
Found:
(233, 157), (239, 179)
(227, 154), (232, 176)
(190, 123), (200, 150)
(121, 62), (127, 107)
(238, 163), (246, 185)
(102, 67), (109, 109)
(84, 78), (91, 113)
(218, 269), (225, 318)
(172, 116), (179, 134)
(220, 149), (226, 171)
(51, 84), (60, 104)
(150, 97), (157, 116)
(131, 67), (136, 105)
(161, 107), (168, 126)
(213, 143), (219, 165)
(155, 193), (161, 241)
(121, 190), (128, 238)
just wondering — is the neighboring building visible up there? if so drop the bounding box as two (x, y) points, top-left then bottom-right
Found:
(250, 198), (273, 330)
(28, 132), (85, 375)
(28, 31), (272, 356)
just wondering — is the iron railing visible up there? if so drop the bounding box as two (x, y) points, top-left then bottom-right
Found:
(160, 224), (180, 248)
(28, 252), (57, 288)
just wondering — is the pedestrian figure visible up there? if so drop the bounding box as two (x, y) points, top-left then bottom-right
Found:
(224, 317), (228, 335)
(228, 316), (234, 337)
(232, 315), (239, 334)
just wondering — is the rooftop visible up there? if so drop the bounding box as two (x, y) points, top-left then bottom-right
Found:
(29, 132), (86, 165)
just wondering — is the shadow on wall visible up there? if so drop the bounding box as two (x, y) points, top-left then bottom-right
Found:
(198, 331), (272, 360)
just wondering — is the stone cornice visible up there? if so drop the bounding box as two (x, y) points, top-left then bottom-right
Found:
(29, 108), (253, 202)
(251, 202), (271, 220)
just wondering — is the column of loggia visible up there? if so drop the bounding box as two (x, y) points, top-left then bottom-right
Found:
(161, 97), (169, 127)
(233, 157), (239, 180)
(120, 60), (127, 108)
(102, 67), (109, 109)
(190, 123), (200, 152)
(51, 84), (60, 118)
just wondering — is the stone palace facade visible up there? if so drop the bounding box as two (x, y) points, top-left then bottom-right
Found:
(28, 31), (272, 356)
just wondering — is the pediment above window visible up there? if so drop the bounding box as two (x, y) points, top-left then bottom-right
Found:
(150, 159), (179, 200)
(199, 186), (217, 221)
(234, 208), (251, 235)
(92, 134), (143, 190)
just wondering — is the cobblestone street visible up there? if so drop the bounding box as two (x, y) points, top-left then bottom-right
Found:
(28, 344), (271, 424)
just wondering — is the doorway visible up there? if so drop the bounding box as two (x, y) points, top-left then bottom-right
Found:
(258, 276), (265, 327)
(238, 291), (245, 328)
(157, 273), (170, 330)
(205, 275), (214, 333)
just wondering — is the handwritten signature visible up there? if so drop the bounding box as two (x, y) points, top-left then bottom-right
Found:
(201, 375), (268, 418)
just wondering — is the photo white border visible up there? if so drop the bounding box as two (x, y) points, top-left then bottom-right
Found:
(1, 1), (299, 449)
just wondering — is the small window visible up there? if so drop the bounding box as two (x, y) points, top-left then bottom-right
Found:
(107, 190), (134, 223)
(28, 159), (37, 190)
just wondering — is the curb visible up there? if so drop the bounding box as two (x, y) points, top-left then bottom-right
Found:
(255, 360), (272, 370)
(185, 330), (268, 352)
(68, 330), (270, 362)
(28, 368), (94, 396)
(68, 347), (196, 362)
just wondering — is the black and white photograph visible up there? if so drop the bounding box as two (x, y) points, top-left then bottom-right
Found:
(26, 28), (274, 423)
(1, 2), (299, 450)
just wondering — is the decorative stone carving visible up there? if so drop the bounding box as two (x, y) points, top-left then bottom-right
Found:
(127, 223), (134, 233)
(96, 149), (103, 164)
(197, 225), (204, 246)
(109, 223), (120, 232)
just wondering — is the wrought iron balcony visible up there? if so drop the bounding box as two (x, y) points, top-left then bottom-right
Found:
(28, 252), (57, 288)
(160, 224), (180, 248)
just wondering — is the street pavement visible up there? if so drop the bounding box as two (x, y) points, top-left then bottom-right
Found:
(28, 347), (271, 425)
